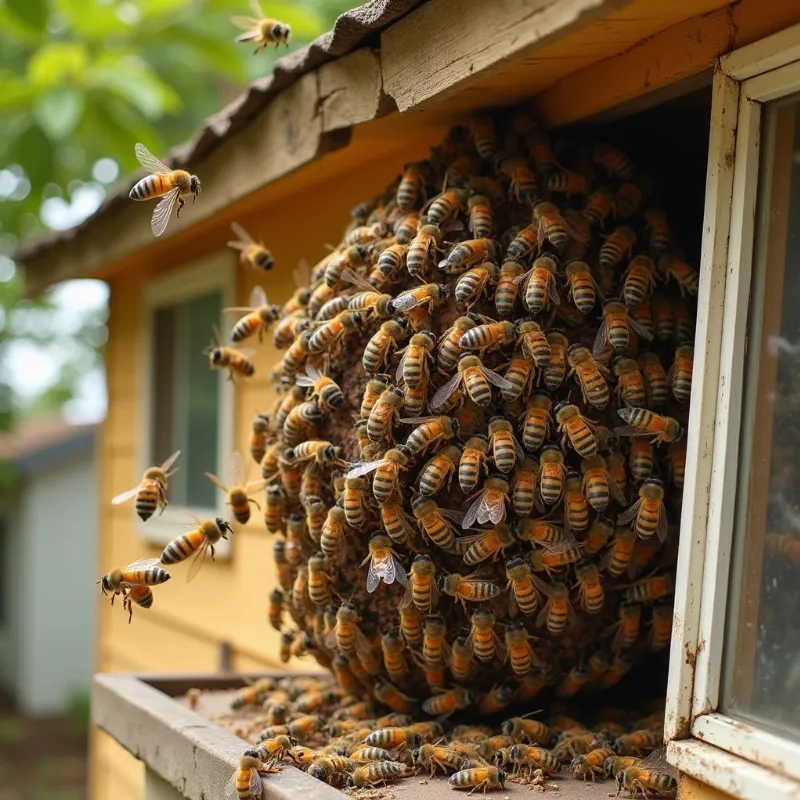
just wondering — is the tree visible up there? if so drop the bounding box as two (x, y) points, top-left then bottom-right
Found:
(0, 0), (356, 425)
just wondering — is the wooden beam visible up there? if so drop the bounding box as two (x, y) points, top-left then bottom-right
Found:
(534, 0), (800, 127)
(318, 48), (388, 131)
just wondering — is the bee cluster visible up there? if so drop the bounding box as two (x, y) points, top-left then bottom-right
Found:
(256, 108), (695, 710)
(211, 673), (675, 796)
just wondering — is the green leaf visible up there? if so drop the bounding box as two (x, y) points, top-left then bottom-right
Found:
(8, 124), (53, 189)
(33, 89), (84, 141)
(27, 43), (89, 87)
(54, 0), (129, 41)
(89, 57), (182, 119)
(5, 0), (48, 33)
(0, 72), (38, 111)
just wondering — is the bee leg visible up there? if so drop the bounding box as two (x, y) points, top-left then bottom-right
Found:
(176, 196), (185, 218)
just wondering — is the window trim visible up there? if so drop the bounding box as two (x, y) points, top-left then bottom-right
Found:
(138, 252), (235, 551)
(665, 24), (800, 800)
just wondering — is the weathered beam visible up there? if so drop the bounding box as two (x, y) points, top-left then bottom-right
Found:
(318, 48), (388, 131)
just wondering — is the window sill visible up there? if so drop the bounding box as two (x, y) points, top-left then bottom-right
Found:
(667, 738), (800, 800)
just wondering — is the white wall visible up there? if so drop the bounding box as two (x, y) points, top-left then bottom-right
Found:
(7, 453), (97, 715)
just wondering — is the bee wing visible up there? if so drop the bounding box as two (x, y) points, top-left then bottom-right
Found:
(592, 318), (610, 357)
(150, 188), (181, 237)
(341, 267), (374, 292)
(614, 426), (646, 438)
(487, 494), (507, 525)
(617, 499), (643, 526)
(395, 350), (409, 383)
(123, 557), (162, 572)
(440, 508), (465, 524)
(231, 451), (247, 486)
(564, 217), (589, 243)
(224, 770), (238, 799)
(249, 0), (265, 17)
(431, 372), (464, 409)
(548, 280), (561, 306)
(537, 538), (583, 554)
(462, 494), (483, 530)
(205, 472), (229, 492)
(531, 573), (557, 599)
(295, 374), (315, 387)
(250, 285), (268, 308)
(607, 473), (627, 506)
(399, 416), (437, 424)
(231, 221), (255, 244)
(391, 293), (421, 312)
(235, 347), (257, 359)
(134, 143), (169, 173)
(186, 538), (212, 583)
(111, 485), (141, 505)
(249, 769), (263, 798)
(566, 598), (578, 625)
(480, 366), (514, 392)
(346, 460), (385, 479)
(160, 449), (182, 472)
(629, 317), (655, 341)
(639, 748), (675, 776)
(231, 15), (260, 31)
(513, 269), (532, 286)
(325, 625), (339, 649)
(305, 363), (323, 381)
(512, 433), (526, 462)
(535, 601), (550, 628)
(657, 503), (668, 543)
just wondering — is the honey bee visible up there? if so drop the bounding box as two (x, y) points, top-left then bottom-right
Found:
(563, 260), (599, 314)
(593, 143), (634, 179)
(599, 226), (636, 268)
(326, 601), (370, 658)
(295, 364), (343, 409)
(351, 745), (393, 764)
(658, 254), (699, 296)
(263, 484), (285, 534)
(436, 315), (479, 374)
(379, 495), (417, 547)
(581, 455), (626, 512)
(497, 154), (538, 204)
(392, 283), (449, 316)
(417, 445), (461, 497)
(397, 163), (428, 212)
(368, 387), (404, 442)
(508, 744), (561, 776)
(347, 447), (410, 505)
(476, 684), (517, 716)
(564, 471), (590, 533)
(396, 331), (436, 389)
(535, 201), (586, 250)
(361, 532), (409, 593)
(411, 497), (463, 552)
(515, 255), (559, 315)
(225, 285), (281, 344)
(649, 602), (673, 651)
(225, 755), (276, 800)
(600, 526), (637, 578)
(495, 262), (524, 317)
(467, 194), (493, 238)
(281, 331), (312, 382)
(365, 725), (423, 750)
(636, 352), (670, 408)
(231, 0), (290, 51)
(397, 555), (437, 615)
(129, 143), (201, 237)
(421, 686), (474, 717)
(571, 747), (616, 781)
(536, 582), (576, 636)
(581, 518), (615, 557)
(308, 310), (363, 354)
(98, 559), (170, 622)
(360, 376), (390, 419)
(443, 571), (502, 610)
(467, 606), (503, 662)
(227, 222), (274, 272)
(668, 344), (693, 403)
(463, 476), (511, 528)
(402, 415), (459, 456)
(395, 213), (421, 244)
(160, 516), (234, 581)
(613, 357), (646, 408)
(555, 402), (597, 458)
(440, 238), (497, 275)
(509, 459), (537, 518)
(205, 451), (269, 525)
(615, 751), (676, 798)
(204, 327), (256, 380)
(595, 300), (654, 357)
(610, 601), (641, 652)
(547, 168), (589, 197)
(348, 760), (406, 788)
(434, 355), (506, 411)
(624, 573), (675, 605)
(450, 765), (505, 790)
(111, 449), (181, 521)
(505, 557), (552, 616)
(500, 354), (532, 402)
(412, 743), (466, 777)
(543, 331), (569, 391)
(459, 320), (516, 357)
(407, 224), (444, 277)
(628, 438), (655, 482)
(342, 477), (371, 529)
(583, 188), (615, 227)
(520, 392), (553, 451)
(666, 441), (686, 489)
(504, 622), (542, 676)
(616, 409), (683, 445)
(536, 445), (566, 508)
(380, 632), (409, 683)
(449, 636), (475, 682)
(456, 262), (499, 308)
(268, 587), (284, 631)
(501, 716), (554, 746)
(622, 256), (657, 309)
(306, 552), (334, 608)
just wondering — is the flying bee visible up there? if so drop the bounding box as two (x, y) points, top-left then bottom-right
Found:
(412, 743), (466, 778)
(456, 262), (499, 308)
(161, 516), (234, 581)
(564, 471), (590, 534)
(504, 622), (543, 676)
(98, 558), (170, 622)
(401, 416), (460, 456)
(407, 224), (444, 277)
(449, 766), (506, 792)
(496, 153), (538, 204)
(658, 253), (699, 296)
(129, 143), (201, 237)
(599, 226), (636, 268)
(227, 221), (274, 271)
(443, 571), (502, 610)
(467, 605), (503, 662)
(205, 451), (269, 525)
(459, 320), (516, 357)
(536, 581), (576, 636)
(325, 601), (371, 658)
(225, 285), (281, 344)
(613, 357), (646, 408)
(594, 300), (653, 356)
(622, 255), (657, 309)
(618, 478), (668, 541)
(520, 391), (553, 451)
(459, 435), (490, 495)
(467, 194), (493, 238)
(361, 532), (409, 593)
(600, 526), (637, 578)
(411, 497), (462, 552)
(397, 162), (429, 212)
(418, 444), (461, 496)
(487, 417), (525, 474)
(396, 331), (436, 389)
(204, 327), (256, 380)
(392, 283), (448, 316)
(111, 449), (181, 521)
(231, 0), (290, 51)
(543, 330), (569, 391)
(583, 187), (615, 227)
(581, 455), (626, 512)
(440, 238), (497, 275)
(515, 255), (560, 315)
(347, 447), (410, 505)
(495, 261), (524, 317)
(364, 386), (402, 442)
(536, 445), (566, 509)
(616, 408), (683, 444)
(308, 310), (363, 354)
(564, 260), (600, 314)
(668, 344), (693, 403)
(463, 476), (511, 528)
(437, 314), (480, 374)
(555, 402), (598, 458)
(295, 364), (343, 409)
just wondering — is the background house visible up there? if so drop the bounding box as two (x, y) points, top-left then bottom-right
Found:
(0, 417), (97, 716)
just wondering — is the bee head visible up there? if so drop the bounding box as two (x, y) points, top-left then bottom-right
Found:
(190, 175), (201, 197)
(99, 575), (113, 594)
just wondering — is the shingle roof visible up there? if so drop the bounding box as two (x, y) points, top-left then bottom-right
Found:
(15, 0), (423, 263)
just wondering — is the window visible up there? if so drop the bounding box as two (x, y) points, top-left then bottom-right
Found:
(665, 26), (800, 800)
(141, 255), (234, 544)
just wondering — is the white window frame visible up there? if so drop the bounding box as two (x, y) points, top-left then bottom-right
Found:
(137, 252), (235, 554)
(665, 24), (800, 800)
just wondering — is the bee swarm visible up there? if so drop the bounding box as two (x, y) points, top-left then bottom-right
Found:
(257, 108), (694, 735)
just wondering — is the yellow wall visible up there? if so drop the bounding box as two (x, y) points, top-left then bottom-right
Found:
(91, 134), (446, 799)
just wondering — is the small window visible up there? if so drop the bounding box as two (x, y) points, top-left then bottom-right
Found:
(723, 93), (800, 741)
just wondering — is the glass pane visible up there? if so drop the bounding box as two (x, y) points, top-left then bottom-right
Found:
(723, 95), (800, 741)
(149, 290), (221, 510)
